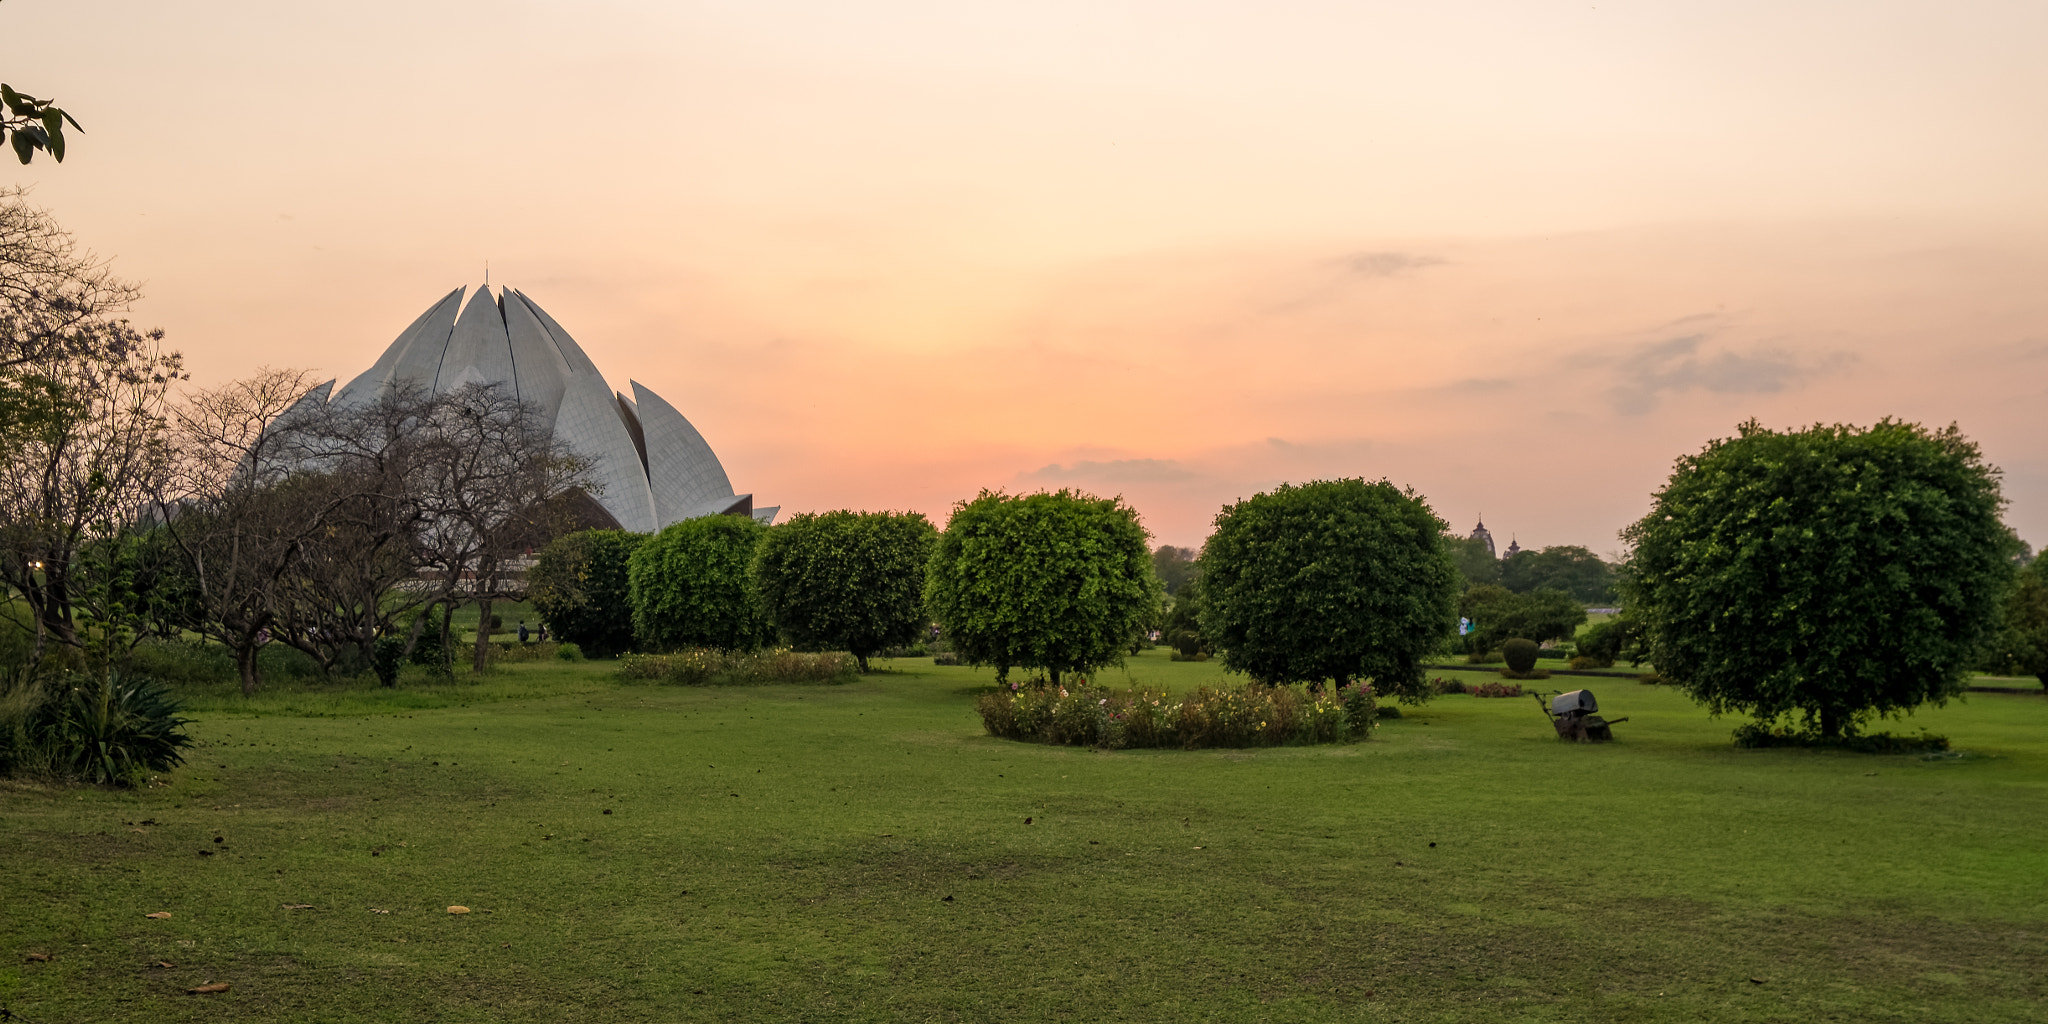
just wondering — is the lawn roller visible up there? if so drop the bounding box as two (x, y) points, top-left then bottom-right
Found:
(1535, 689), (1628, 742)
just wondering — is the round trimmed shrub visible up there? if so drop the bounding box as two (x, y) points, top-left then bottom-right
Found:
(529, 529), (647, 659)
(1201, 478), (1459, 701)
(629, 515), (772, 652)
(925, 489), (1159, 685)
(1502, 637), (1540, 674)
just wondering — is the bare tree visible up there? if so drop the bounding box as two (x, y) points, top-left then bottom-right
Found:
(412, 383), (592, 673)
(0, 325), (181, 662)
(156, 369), (348, 694)
(0, 187), (141, 372)
(267, 385), (440, 678)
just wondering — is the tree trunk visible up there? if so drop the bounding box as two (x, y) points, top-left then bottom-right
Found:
(473, 596), (493, 673)
(855, 651), (870, 674)
(396, 610), (429, 683)
(1050, 668), (1061, 687)
(439, 602), (455, 677)
(1819, 706), (1842, 740)
(236, 642), (261, 696)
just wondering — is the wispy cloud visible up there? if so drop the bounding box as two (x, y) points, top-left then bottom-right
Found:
(1342, 251), (1445, 278)
(1607, 331), (1853, 414)
(1025, 458), (1200, 484)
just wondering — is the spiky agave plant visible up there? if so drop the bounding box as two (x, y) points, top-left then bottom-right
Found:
(44, 669), (192, 786)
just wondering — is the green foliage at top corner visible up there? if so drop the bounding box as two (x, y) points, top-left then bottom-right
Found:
(628, 515), (771, 653)
(0, 83), (82, 165)
(1201, 478), (1458, 702)
(924, 489), (1159, 683)
(1622, 418), (2015, 738)
(753, 510), (939, 672)
(529, 529), (647, 659)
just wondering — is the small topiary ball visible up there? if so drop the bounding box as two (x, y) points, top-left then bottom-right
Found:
(1502, 637), (1540, 674)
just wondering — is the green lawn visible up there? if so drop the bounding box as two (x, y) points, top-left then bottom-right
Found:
(5, 649), (2046, 1022)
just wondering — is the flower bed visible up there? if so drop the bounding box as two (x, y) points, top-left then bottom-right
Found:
(617, 648), (858, 685)
(975, 680), (1376, 749)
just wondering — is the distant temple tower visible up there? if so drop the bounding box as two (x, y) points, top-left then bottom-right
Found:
(1504, 536), (1521, 558)
(1469, 517), (1496, 559)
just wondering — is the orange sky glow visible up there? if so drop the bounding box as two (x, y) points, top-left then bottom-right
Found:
(11, 0), (2046, 550)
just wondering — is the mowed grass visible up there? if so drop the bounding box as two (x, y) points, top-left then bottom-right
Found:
(4, 649), (2046, 1022)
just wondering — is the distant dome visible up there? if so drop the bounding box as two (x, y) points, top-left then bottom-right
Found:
(308, 285), (774, 532)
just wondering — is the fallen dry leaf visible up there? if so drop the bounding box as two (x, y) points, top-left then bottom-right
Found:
(145, 912), (173, 920)
(187, 982), (230, 995)
(25, 952), (51, 962)
(281, 903), (314, 910)
(153, 961), (175, 969)
(447, 905), (471, 915)
(369, 908), (390, 915)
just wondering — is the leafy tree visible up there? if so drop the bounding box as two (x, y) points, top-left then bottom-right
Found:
(528, 529), (647, 659)
(1978, 556), (2048, 686)
(1574, 612), (1644, 668)
(1499, 544), (1617, 603)
(629, 514), (771, 652)
(924, 489), (1158, 685)
(1622, 419), (2014, 738)
(1161, 574), (1211, 657)
(0, 326), (181, 662)
(753, 510), (938, 672)
(1151, 545), (1201, 596)
(1456, 585), (1585, 653)
(1444, 534), (1499, 590)
(1201, 478), (1458, 701)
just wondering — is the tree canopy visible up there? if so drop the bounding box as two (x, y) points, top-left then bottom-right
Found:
(1151, 545), (1201, 596)
(1458, 585), (1586, 652)
(1499, 545), (1617, 603)
(1978, 555), (2048, 685)
(529, 529), (647, 659)
(753, 510), (938, 672)
(1443, 535), (1500, 590)
(1201, 478), (1458, 701)
(1623, 419), (2015, 738)
(629, 514), (772, 652)
(924, 489), (1158, 684)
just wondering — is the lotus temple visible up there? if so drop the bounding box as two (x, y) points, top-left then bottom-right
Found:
(298, 284), (773, 532)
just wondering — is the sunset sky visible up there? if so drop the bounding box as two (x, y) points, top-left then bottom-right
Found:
(10, 0), (2046, 551)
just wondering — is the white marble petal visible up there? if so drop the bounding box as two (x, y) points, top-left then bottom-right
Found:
(501, 294), (572, 432)
(331, 287), (463, 406)
(322, 284), (757, 534)
(436, 288), (516, 395)
(631, 380), (737, 524)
